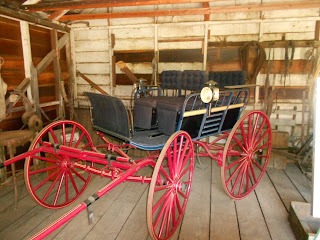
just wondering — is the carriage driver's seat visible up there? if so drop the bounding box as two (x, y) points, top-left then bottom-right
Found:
(85, 92), (131, 141)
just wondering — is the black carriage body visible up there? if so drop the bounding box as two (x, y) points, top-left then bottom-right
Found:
(85, 88), (248, 150)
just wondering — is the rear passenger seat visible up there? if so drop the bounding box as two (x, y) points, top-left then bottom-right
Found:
(157, 70), (208, 135)
(133, 70), (182, 129)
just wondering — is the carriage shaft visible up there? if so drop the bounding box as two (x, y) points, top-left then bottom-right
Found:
(74, 162), (152, 183)
(29, 158), (156, 240)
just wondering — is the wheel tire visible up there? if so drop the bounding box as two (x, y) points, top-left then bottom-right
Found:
(147, 131), (194, 240)
(24, 120), (94, 209)
(221, 111), (272, 200)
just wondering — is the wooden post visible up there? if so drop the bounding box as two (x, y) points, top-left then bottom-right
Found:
(50, 29), (64, 118)
(20, 21), (34, 113)
(312, 77), (320, 218)
(65, 38), (75, 119)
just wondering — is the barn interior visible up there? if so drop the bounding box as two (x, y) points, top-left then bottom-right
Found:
(0, 0), (319, 239)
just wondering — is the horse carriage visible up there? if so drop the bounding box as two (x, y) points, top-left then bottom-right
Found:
(0, 70), (272, 240)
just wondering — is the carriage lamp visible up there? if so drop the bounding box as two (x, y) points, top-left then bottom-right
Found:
(200, 80), (219, 103)
(135, 78), (147, 90)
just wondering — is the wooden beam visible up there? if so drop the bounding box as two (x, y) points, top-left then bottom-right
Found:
(0, 4), (70, 32)
(36, 33), (69, 75)
(76, 71), (108, 95)
(58, 1), (320, 21)
(20, 21), (34, 113)
(47, 10), (69, 21)
(203, 2), (210, 21)
(208, 40), (320, 48)
(23, 0), (229, 12)
(50, 29), (64, 118)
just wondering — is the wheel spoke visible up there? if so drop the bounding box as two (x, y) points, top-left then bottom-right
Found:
(177, 138), (189, 175)
(69, 125), (76, 147)
(173, 138), (177, 177)
(165, 195), (174, 237)
(253, 130), (269, 150)
(177, 189), (187, 199)
(178, 149), (192, 176)
(154, 195), (170, 230)
(159, 166), (173, 183)
(70, 167), (87, 182)
(155, 184), (172, 192)
(54, 171), (65, 206)
(176, 136), (184, 172)
(238, 164), (248, 196)
(226, 160), (246, 185)
(250, 114), (260, 146)
(65, 171), (69, 203)
(249, 162), (257, 183)
(254, 142), (270, 153)
(252, 118), (267, 145)
(29, 165), (59, 175)
(246, 165), (250, 192)
(158, 199), (170, 238)
(240, 122), (248, 149)
(33, 169), (60, 191)
(62, 123), (66, 146)
(153, 190), (171, 214)
(68, 169), (79, 194)
(175, 194), (182, 214)
(179, 165), (192, 181)
(32, 155), (60, 164)
(49, 128), (58, 144)
(74, 132), (85, 148)
(82, 142), (91, 150)
(167, 147), (174, 178)
(42, 171), (63, 202)
(247, 114), (252, 147)
(225, 156), (246, 170)
(252, 159), (263, 171)
(232, 135), (247, 153)
(231, 163), (246, 194)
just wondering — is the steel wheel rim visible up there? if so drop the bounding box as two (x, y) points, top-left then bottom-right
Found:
(24, 120), (94, 209)
(147, 131), (194, 240)
(221, 111), (272, 200)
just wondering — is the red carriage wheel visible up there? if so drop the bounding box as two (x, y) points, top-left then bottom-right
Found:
(24, 120), (94, 209)
(221, 111), (272, 200)
(147, 131), (194, 240)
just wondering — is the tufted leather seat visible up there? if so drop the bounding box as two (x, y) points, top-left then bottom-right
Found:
(133, 70), (183, 129)
(157, 70), (208, 135)
(208, 71), (246, 89)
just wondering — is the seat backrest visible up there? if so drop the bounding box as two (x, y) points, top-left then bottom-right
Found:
(181, 70), (208, 91)
(85, 92), (130, 139)
(160, 70), (182, 89)
(208, 71), (246, 89)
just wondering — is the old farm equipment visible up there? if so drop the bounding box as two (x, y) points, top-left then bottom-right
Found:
(0, 73), (272, 240)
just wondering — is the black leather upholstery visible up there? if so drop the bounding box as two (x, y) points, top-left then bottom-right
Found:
(160, 70), (183, 89)
(85, 92), (130, 138)
(208, 71), (246, 89)
(181, 70), (208, 91)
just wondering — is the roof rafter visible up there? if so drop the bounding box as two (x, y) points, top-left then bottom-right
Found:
(57, 1), (320, 21)
(23, 0), (228, 11)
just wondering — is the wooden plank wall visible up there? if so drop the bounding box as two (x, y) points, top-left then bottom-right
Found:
(0, 16), (68, 131)
(70, 2), (320, 137)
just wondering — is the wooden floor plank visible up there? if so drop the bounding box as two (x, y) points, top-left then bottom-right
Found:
(115, 189), (149, 240)
(267, 168), (305, 211)
(254, 173), (296, 240)
(83, 180), (149, 240)
(21, 175), (112, 240)
(178, 157), (212, 240)
(235, 189), (271, 240)
(210, 160), (240, 240)
(284, 163), (312, 203)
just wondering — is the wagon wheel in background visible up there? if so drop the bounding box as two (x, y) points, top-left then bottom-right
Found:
(147, 131), (194, 240)
(24, 120), (94, 209)
(221, 111), (272, 200)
